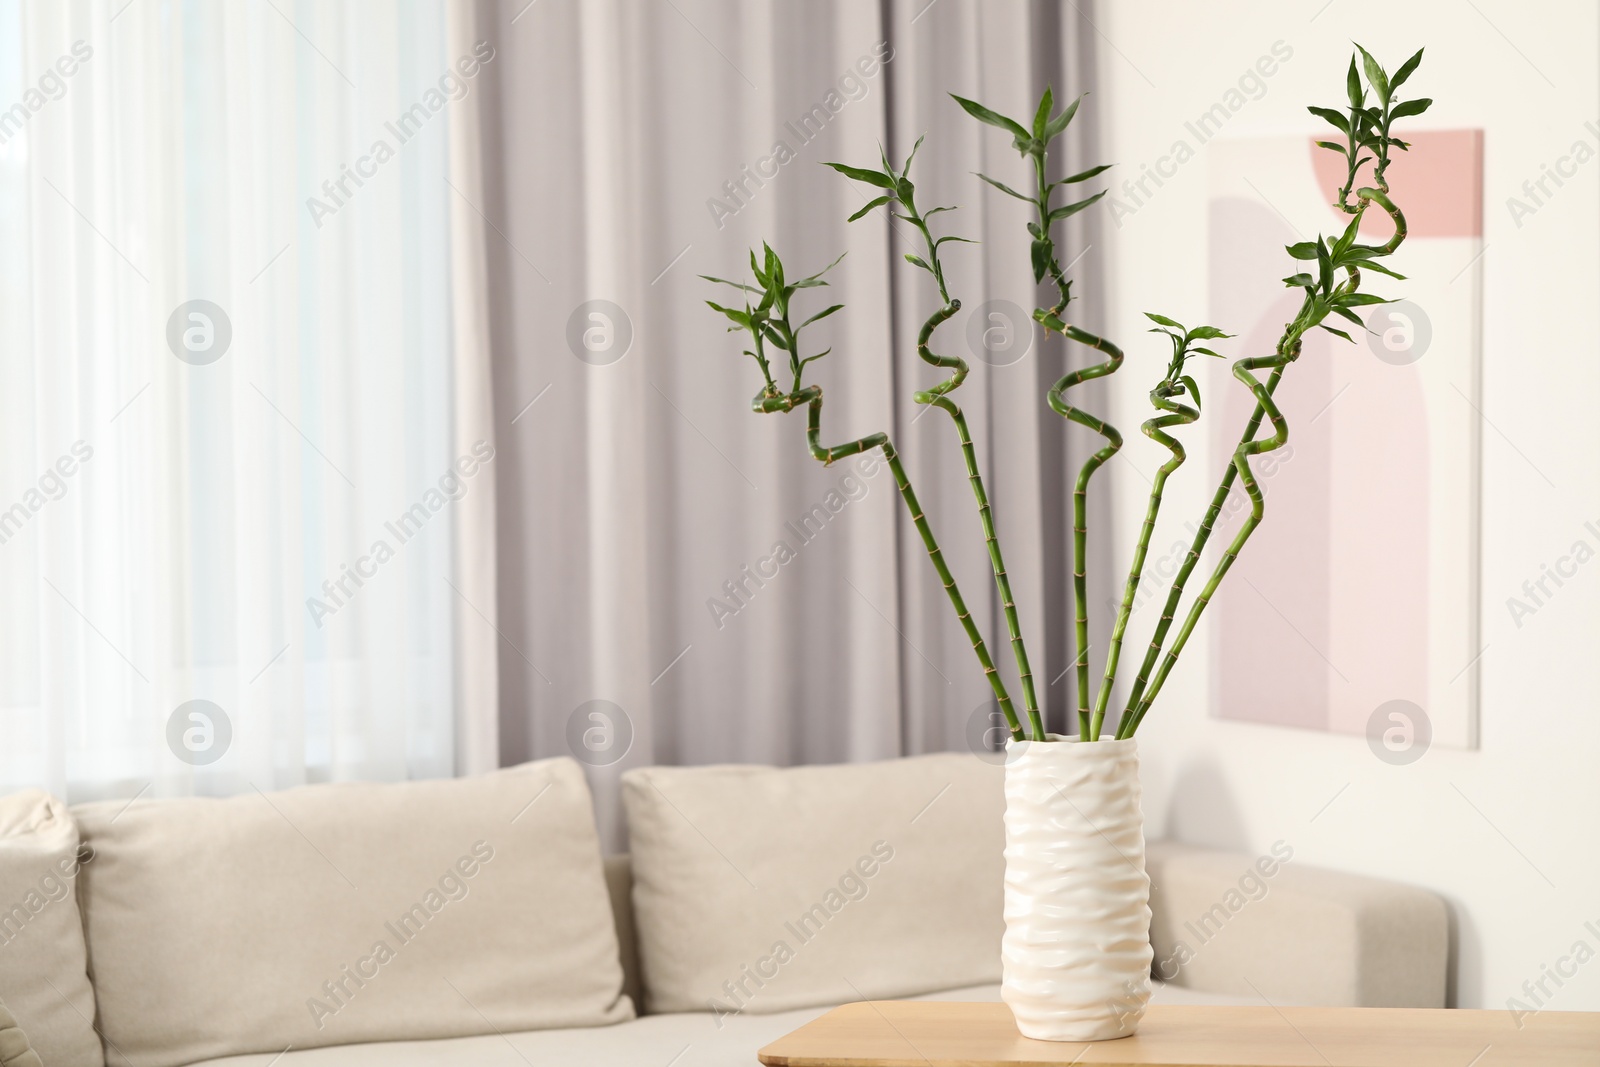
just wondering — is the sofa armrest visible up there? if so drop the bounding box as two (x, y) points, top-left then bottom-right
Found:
(1145, 840), (1449, 1008)
(603, 854), (644, 1012)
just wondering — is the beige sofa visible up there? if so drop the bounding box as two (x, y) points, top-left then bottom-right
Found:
(0, 754), (1448, 1067)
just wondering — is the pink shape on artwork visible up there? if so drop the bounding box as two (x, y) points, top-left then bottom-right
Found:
(1308, 129), (1484, 237)
(1207, 194), (1430, 735)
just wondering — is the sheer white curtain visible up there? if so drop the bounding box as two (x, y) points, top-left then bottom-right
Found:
(0, 0), (496, 801)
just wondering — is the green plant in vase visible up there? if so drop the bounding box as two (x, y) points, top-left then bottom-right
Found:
(703, 45), (1429, 1043)
(703, 47), (1426, 743)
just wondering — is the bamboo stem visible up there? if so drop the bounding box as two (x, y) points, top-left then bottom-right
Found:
(1112, 361), (1285, 736)
(1115, 185), (1408, 738)
(883, 440), (1026, 742)
(1048, 326), (1124, 739)
(910, 300), (1044, 741)
(1090, 384), (1196, 740)
(1028, 143), (1125, 739)
(1119, 341), (1299, 737)
(757, 382), (1027, 741)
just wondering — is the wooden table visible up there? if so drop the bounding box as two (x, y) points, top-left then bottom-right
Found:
(757, 1001), (1600, 1066)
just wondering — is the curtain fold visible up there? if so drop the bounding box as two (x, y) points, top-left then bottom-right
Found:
(0, 0), (492, 800)
(480, 0), (1105, 845)
(446, 0), (502, 777)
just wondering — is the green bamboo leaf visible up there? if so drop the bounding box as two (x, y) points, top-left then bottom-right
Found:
(800, 348), (831, 366)
(1390, 97), (1433, 120)
(1308, 106), (1350, 134)
(1356, 44), (1389, 105)
(1339, 292), (1392, 307)
(901, 134), (925, 179)
(935, 235), (977, 247)
(1032, 87), (1053, 139)
(1144, 311), (1184, 329)
(976, 173), (1032, 201)
(1043, 93), (1083, 139)
(847, 196), (892, 222)
(701, 274), (761, 294)
(949, 94), (1029, 138)
(1286, 241), (1319, 260)
(925, 205), (958, 216)
(1030, 240), (1050, 284)
(1179, 374), (1202, 411)
(905, 253), (932, 272)
(1186, 325), (1232, 340)
(1320, 323), (1357, 343)
(706, 300), (751, 328)
(1315, 140), (1348, 155)
(1025, 221), (1043, 239)
(1316, 239), (1333, 291)
(1346, 56), (1363, 109)
(1048, 189), (1107, 222)
(1331, 305), (1366, 327)
(1357, 259), (1407, 280)
(1058, 163), (1112, 184)
(1283, 272), (1315, 288)
(763, 326), (790, 350)
(1390, 48), (1424, 90)
(799, 304), (845, 329)
(823, 161), (895, 188)
(1332, 214), (1362, 256)
(794, 252), (846, 287)
(1192, 347), (1223, 357)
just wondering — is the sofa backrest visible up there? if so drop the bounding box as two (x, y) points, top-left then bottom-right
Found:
(1146, 840), (1449, 1008)
(622, 752), (1005, 1016)
(72, 758), (632, 1067)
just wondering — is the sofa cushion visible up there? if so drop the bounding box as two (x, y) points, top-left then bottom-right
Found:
(0, 1000), (44, 1067)
(73, 758), (632, 1067)
(622, 753), (1004, 1015)
(174, 982), (1007, 1067)
(0, 789), (102, 1067)
(170, 982), (1263, 1067)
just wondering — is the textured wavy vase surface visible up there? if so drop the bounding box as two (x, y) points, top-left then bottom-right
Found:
(1001, 737), (1153, 1041)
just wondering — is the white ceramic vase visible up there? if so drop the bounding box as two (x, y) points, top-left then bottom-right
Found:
(1001, 735), (1153, 1042)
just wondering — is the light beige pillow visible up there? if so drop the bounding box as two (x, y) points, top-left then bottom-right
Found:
(74, 758), (631, 1067)
(623, 753), (1004, 1015)
(0, 789), (102, 1067)
(0, 1000), (44, 1067)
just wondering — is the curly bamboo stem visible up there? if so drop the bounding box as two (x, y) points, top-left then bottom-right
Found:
(1089, 384), (1196, 740)
(1048, 326), (1124, 739)
(1118, 342), (1298, 737)
(756, 382), (1026, 741)
(1115, 187), (1407, 739)
(1112, 362), (1283, 735)
(911, 301), (1044, 741)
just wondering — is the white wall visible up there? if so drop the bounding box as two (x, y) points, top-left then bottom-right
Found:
(1095, 0), (1600, 1010)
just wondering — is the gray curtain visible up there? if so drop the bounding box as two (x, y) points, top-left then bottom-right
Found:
(474, 0), (1109, 844)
